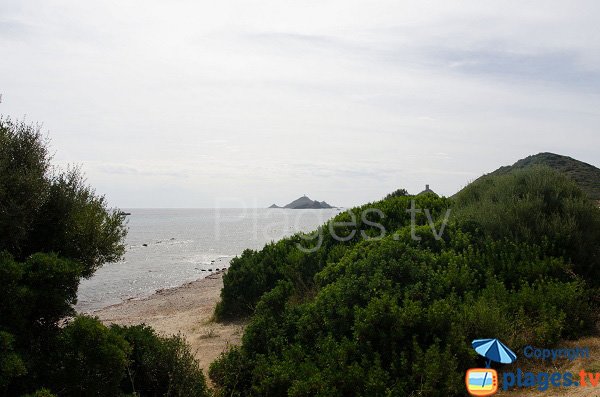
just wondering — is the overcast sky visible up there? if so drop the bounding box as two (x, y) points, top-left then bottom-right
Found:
(1, 1), (599, 208)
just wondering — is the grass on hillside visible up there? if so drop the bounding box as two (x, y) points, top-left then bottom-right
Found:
(489, 152), (600, 200)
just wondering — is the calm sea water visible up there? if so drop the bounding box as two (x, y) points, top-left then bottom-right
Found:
(76, 208), (340, 312)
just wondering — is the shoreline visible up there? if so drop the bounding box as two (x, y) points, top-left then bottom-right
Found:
(92, 266), (244, 378)
(77, 255), (234, 314)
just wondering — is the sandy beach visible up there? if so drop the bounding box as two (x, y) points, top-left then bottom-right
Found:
(92, 268), (244, 378)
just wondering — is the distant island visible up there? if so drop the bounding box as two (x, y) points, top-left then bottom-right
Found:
(269, 195), (334, 209)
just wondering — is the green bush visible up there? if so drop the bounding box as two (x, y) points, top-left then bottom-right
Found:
(0, 252), (83, 393)
(51, 316), (131, 396)
(454, 166), (600, 280)
(0, 331), (26, 390)
(211, 169), (599, 396)
(215, 195), (452, 320)
(0, 118), (209, 396)
(41, 319), (210, 397)
(112, 324), (209, 396)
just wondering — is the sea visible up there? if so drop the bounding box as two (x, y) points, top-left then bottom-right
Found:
(76, 208), (341, 312)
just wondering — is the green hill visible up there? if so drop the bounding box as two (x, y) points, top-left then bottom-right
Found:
(210, 166), (600, 396)
(472, 152), (600, 200)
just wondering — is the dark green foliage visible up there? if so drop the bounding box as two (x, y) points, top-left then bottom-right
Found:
(209, 347), (251, 397)
(51, 316), (130, 396)
(383, 188), (409, 200)
(0, 119), (50, 257)
(0, 117), (126, 395)
(22, 389), (57, 397)
(0, 253), (83, 331)
(215, 194), (452, 320)
(39, 319), (210, 397)
(0, 331), (26, 390)
(112, 324), (209, 397)
(0, 252), (83, 393)
(211, 170), (600, 396)
(0, 118), (209, 396)
(454, 166), (600, 280)
(0, 118), (126, 277)
(29, 167), (127, 277)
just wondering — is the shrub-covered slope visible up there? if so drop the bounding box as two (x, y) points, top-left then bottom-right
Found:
(464, 152), (600, 201)
(211, 166), (600, 397)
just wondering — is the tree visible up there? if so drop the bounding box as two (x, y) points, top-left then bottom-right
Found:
(0, 118), (126, 277)
(0, 118), (128, 395)
(0, 117), (210, 396)
(384, 188), (409, 200)
(0, 252), (83, 394)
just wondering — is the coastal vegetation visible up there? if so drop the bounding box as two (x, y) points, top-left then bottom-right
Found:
(0, 118), (209, 397)
(2, 116), (599, 397)
(467, 152), (600, 201)
(211, 166), (600, 396)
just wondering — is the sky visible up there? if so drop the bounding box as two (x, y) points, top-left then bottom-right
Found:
(1, 0), (599, 208)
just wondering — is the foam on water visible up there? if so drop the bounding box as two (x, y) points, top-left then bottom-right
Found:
(76, 208), (340, 312)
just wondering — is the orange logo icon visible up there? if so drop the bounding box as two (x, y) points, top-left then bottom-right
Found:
(466, 368), (498, 396)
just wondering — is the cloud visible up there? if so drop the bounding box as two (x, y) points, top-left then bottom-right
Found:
(95, 163), (190, 179)
(434, 48), (600, 91)
(0, 18), (32, 39)
(0, 0), (598, 207)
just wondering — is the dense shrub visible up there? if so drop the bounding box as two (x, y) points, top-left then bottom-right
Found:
(0, 252), (83, 393)
(51, 316), (131, 396)
(0, 331), (26, 390)
(215, 194), (452, 320)
(211, 168), (600, 396)
(112, 324), (209, 397)
(383, 188), (409, 200)
(454, 166), (600, 280)
(36, 319), (210, 397)
(0, 118), (209, 396)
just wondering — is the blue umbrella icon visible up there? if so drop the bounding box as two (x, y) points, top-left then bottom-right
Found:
(471, 339), (517, 392)
(472, 338), (517, 368)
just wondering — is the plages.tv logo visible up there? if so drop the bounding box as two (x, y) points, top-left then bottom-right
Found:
(466, 338), (517, 396)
